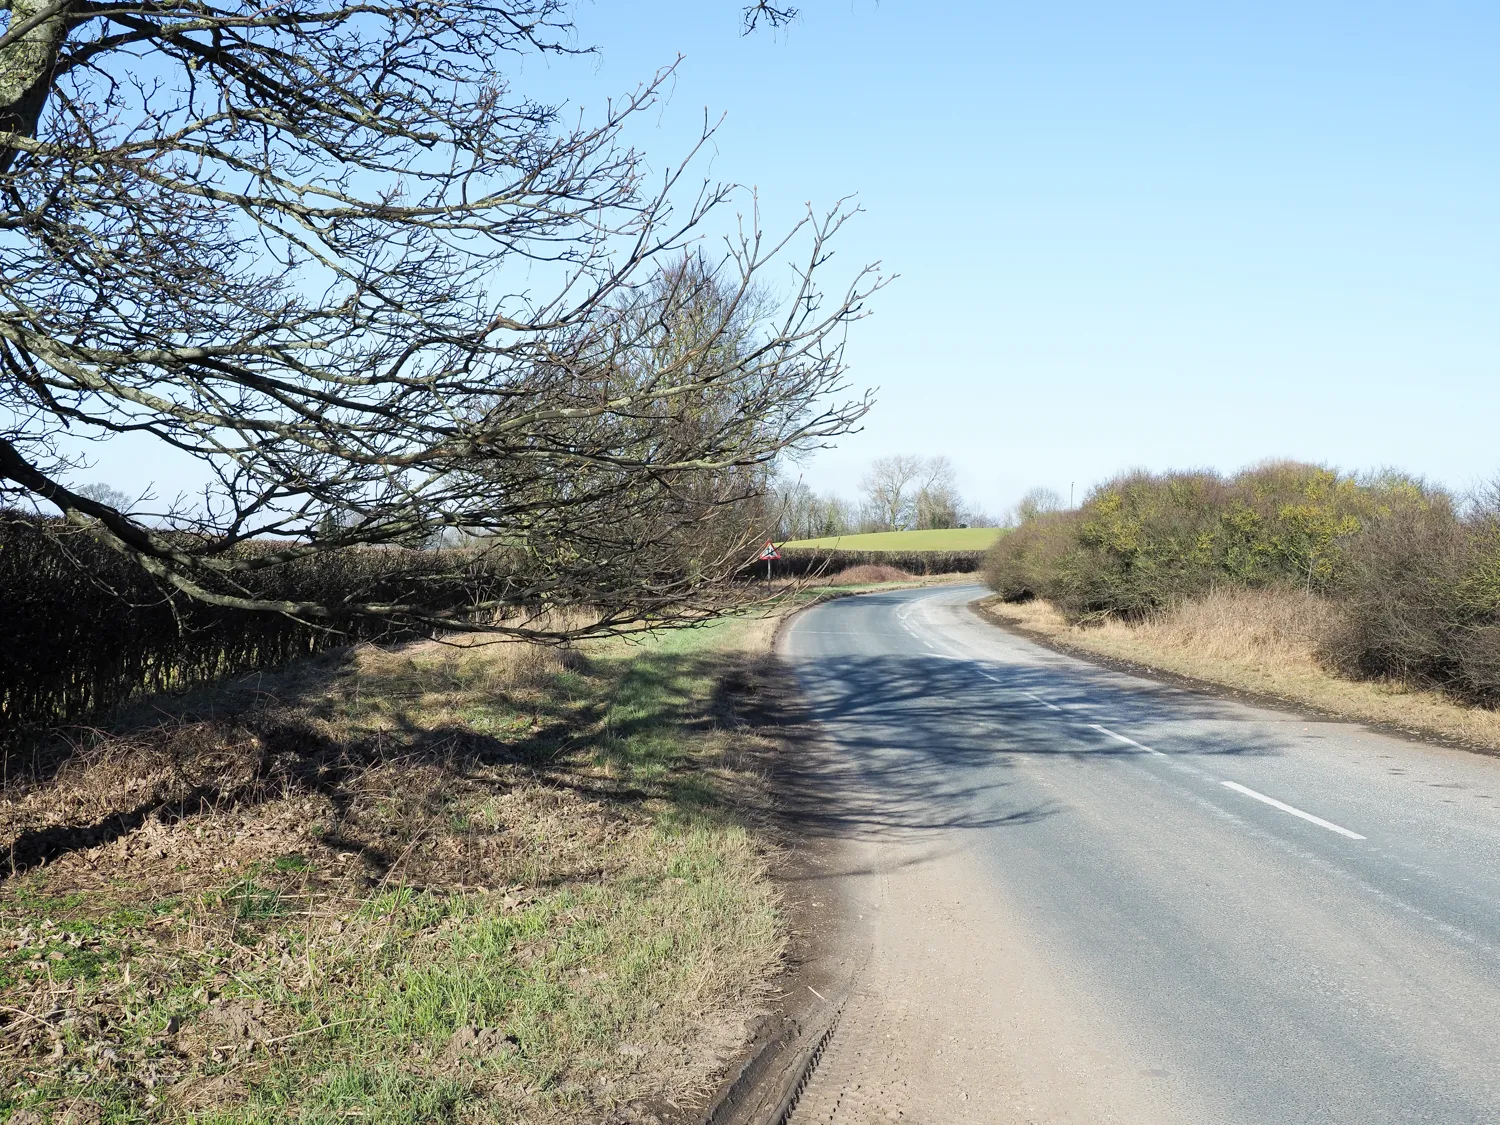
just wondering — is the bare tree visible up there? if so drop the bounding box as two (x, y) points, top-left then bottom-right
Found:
(860, 454), (965, 531)
(1015, 486), (1064, 524)
(913, 456), (960, 530)
(773, 478), (818, 541)
(814, 493), (858, 538)
(860, 455), (925, 531)
(0, 1), (881, 638)
(772, 476), (858, 541)
(742, 1), (799, 32)
(74, 481), (134, 513)
(957, 503), (998, 529)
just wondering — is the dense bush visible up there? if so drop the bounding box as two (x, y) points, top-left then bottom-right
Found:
(1324, 492), (1500, 704)
(984, 463), (1500, 705)
(985, 463), (1417, 619)
(0, 516), (518, 733)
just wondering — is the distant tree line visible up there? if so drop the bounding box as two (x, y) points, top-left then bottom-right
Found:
(772, 455), (1000, 540)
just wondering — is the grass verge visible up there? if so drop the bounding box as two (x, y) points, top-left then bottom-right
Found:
(980, 588), (1500, 753)
(0, 610), (798, 1125)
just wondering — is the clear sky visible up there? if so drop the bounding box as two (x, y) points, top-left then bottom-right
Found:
(546, 1), (1500, 517)
(77, 2), (1500, 518)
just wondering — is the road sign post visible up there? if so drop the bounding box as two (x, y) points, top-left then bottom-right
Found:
(758, 540), (781, 581)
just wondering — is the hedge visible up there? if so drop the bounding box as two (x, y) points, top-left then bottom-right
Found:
(743, 548), (984, 580)
(0, 516), (509, 734)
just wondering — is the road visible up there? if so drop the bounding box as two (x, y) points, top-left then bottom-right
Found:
(778, 584), (1500, 1125)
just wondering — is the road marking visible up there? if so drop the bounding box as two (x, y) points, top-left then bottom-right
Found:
(1090, 724), (1166, 756)
(884, 592), (1372, 847)
(1022, 690), (1064, 712)
(974, 671), (1067, 712)
(1220, 781), (1366, 840)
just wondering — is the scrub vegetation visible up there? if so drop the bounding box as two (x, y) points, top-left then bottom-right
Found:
(982, 462), (1500, 731)
(0, 614), (794, 1124)
(985, 462), (1401, 618)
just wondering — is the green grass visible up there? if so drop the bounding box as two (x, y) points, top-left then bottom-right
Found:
(781, 527), (1004, 551)
(1, 615), (785, 1124)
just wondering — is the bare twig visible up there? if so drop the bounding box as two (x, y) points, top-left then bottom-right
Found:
(0, 1), (882, 640)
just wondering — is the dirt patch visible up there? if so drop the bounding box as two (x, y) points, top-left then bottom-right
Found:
(443, 1026), (521, 1063)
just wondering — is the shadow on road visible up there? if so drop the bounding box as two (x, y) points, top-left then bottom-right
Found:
(759, 645), (1286, 856)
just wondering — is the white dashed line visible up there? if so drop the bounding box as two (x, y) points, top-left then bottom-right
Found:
(1090, 723), (1167, 757)
(888, 592), (1371, 848)
(1021, 690), (1064, 712)
(1220, 781), (1366, 840)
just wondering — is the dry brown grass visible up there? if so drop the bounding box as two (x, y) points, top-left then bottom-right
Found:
(1, 614), (791, 1124)
(982, 588), (1500, 753)
(822, 564), (915, 586)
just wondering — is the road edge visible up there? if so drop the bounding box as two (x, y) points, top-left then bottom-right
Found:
(969, 595), (1500, 761)
(695, 590), (895, 1125)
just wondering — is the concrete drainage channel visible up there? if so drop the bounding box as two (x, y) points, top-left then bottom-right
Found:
(701, 1000), (844, 1125)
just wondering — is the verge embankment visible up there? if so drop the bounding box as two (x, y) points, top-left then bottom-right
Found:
(1, 577), (969, 1125)
(1, 607), (799, 1124)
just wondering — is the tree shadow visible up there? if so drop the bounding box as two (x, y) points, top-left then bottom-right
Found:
(746, 639), (1289, 860)
(0, 641), (733, 883)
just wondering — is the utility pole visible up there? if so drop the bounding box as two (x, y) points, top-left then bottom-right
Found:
(1070, 482), (1075, 509)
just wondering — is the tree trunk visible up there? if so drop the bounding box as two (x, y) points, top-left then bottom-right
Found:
(0, 0), (71, 174)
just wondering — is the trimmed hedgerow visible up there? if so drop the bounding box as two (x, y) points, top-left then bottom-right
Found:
(748, 548), (983, 580)
(0, 516), (515, 733)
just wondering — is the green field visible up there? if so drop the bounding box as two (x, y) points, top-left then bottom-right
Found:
(781, 527), (1004, 551)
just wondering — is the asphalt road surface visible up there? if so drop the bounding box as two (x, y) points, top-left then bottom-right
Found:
(778, 584), (1500, 1125)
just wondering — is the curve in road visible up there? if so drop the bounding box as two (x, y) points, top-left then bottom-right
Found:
(779, 585), (1500, 1125)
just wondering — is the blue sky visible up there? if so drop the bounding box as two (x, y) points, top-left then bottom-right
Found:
(537, 1), (1500, 516)
(76, 2), (1500, 517)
